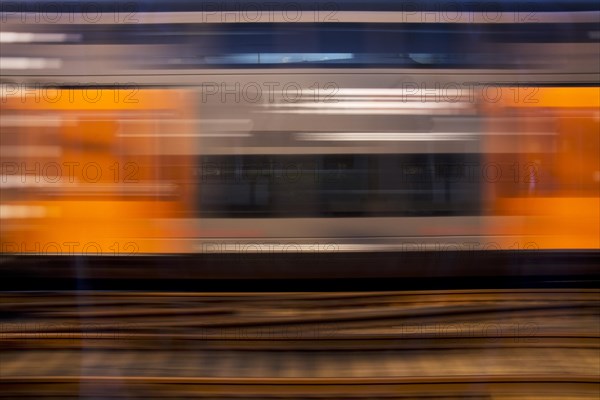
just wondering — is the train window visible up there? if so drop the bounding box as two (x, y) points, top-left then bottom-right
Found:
(113, 20), (599, 70)
(197, 154), (481, 217)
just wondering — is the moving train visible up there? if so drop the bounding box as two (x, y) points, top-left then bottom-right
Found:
(1, 2), (598, 255)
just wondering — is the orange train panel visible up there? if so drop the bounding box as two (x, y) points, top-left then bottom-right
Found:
(480, 87), (600, 110)
(2, 88), (184, 111)
(1, 89), (196, 255)
(484, 87), (600, 250)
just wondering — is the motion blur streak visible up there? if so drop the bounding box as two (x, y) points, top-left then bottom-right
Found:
(0, 1), (599, 399)
(1, 84), (598, 252)
(1, 1), (599, 254)
(1, 290), (599, 398)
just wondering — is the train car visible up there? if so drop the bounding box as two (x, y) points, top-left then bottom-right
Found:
(1, 2), (598, 256)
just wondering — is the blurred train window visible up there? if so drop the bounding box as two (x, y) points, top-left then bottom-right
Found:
(197, 154), (481, 217)
(123, 21), (599, 69)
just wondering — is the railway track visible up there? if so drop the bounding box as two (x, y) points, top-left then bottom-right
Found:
(2, 376), (599, 399)
(1, 290), (599, 398)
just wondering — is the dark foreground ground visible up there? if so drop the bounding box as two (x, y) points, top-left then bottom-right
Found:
(1, 250), (598, 291)
(1, 251), (598, 398)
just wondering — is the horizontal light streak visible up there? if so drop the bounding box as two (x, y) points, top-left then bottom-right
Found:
(0, 146), (62, 157)
(116, 133), (251, 138)
(0, 57), (62, 69)
(0, 115), (64, 127)
(0, 205), (46, 219)
(261, 109), (473, 115)
(266, 101), (470, 109)
(0, 32), (79, 43)
(296, 132), (476, 141)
